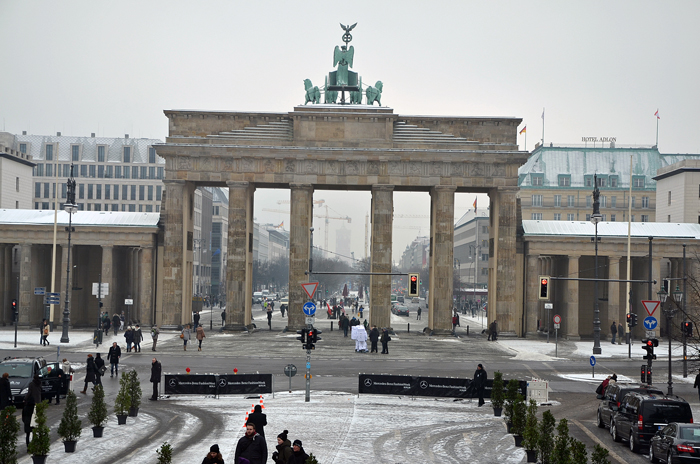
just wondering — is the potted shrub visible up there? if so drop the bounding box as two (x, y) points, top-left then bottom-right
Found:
(156, 441), (173, 464)
(57, 390), (82, 452)
(504, 379), (520, 432)
(0, 405), (21, 463)
(114, 371), (131, 425)
(28, 400), (50, 464)
(88, 384), (108, 437)
(591, 444), (611, 464)
(127, 369), (142, 417)
(511, 394), (527, 447)
(537, 410), (556, 464)
(491, 371), (504, 416)
(552, 417), (571, 463)
(522, 399), (539, 462)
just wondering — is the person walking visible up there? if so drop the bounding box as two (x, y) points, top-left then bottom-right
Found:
(234, 422), (267, 464)
(380, 328), (391, 354)
(341, 314), (349, 337)
(368, 325), (379, 353)
(452, 313), (458, 332)
(94, 353), (105, 386)
(124, 326), (134, 352)
(417, 306), (422, 320)
(151, 325), (160, 351)
(202, 444), (225, 464)
(80, 354), (97, 394)
(618, 321), (624, 345)
(272, 430), (292, 464)
(287, 439), (309, 464)
(610, 321), (617, 344)
(247, 404), (267, 437)
(267, 307), (273, 331)
(112, 313), (120, 335)
(488, 320), (498, 341)
(39, 319), (46, 344)
(193, 311), (201, 329)
(196, 325), (206, 351)
(358, 305), (364, 318)
(133, 324), (143, 352)
(473, 363), (488, 407)
(221, 310), (226, 326)
(149, 358), (161, 401)
(48, 363), (64, 404)
(0, 372), (12, 410)
(41, 320), (50, 346)
(119, 311), (125, 331)
(107, 342), (121, 377)
(22, 375), (42, 446)
(182, 324), (191, 351)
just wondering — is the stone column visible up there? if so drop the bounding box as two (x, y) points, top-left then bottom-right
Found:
(0, 246), (7, 325)
(369, 185), (393, 330)
(226, 181), (255, 329)
(566, 255), (580, 339)
(139, 247), (153, 325)
(428, 186), (455, 333)
(288, 184), (313, 330)
(101, 245), (114, 318)
(608, 256), (621, 339)
(18, 244), (32, 325)
(525, 254), (540, 337)
(487, 188), (519, 334)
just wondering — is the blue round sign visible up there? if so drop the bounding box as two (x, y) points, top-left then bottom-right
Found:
(589, 356), (596, 367)
(302, 302), (317, 316)
(643, 316), (658, 330)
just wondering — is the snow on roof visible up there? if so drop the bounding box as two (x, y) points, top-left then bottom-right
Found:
(522, 220), (700, 239)
(0, 209), (160, 227)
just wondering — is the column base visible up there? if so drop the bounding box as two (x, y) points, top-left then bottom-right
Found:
(222, 324), (254, 332)
(425, 327), (457, 336)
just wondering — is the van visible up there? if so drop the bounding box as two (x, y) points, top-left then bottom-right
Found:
(253, 292), (263, 304)
(396, 295), (405, 303)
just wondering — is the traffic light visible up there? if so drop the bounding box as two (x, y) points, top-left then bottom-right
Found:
(684, 321), (693, 338)
(640, 364), (647, 384)
(627, 313), (638, 328)
(312, 328), (322, 344)
(296, 328), (307, 348)
(642, 339), (658, 360)
(646, 366), (652, 385)
(306, 328), (316, 350)
(408, 273), (419, 297)
(538, 276), (550, 300)
(11, 299), (17, 322)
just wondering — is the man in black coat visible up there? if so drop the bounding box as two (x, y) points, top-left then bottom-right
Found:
(112, 313), (120, 335)
(369, 326), (379, 353)
(0, 372), (12, 410)
(473, 364), (488, 407)
(247, 404), (267, 437)
(107, 342), (121, 377)
(149, 358), (161, 401)
(234, 422), (267, 464)
(193, 311), (201, 329)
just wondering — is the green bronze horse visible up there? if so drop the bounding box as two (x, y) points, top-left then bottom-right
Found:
(304, 79), (321, 105)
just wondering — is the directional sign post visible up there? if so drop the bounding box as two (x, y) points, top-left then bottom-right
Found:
(553, 315), (561, 358)
(44, 292), (60, 305)
(301, 282), (319, 300)
(302, 302), (317, 317)
(34, 287), (46, 296)
(643, 316), (658, 331)
(590, 355), (596, 378)
(642, 300), (661, 317)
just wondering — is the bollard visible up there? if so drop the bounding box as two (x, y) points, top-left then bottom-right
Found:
(467, 325), (469, 336)
(408, 323), (410, 333)
(331, 321), (333, 331)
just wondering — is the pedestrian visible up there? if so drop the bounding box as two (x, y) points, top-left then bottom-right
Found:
(610, 321), (617, 344)
(221, 310), (226, 326)
(22, 375), (41, 445)
(80, 354), (97, 394)
(49, 363), (64, 404)
(151, 325), (160, 351)
(341, 314), (349, 337)
(452, 313), (458, 332)
(41, 320), (50, 346)
(693, 369), (700, 402)
(196, 325), (206, 351)
(473, 363), (487, 406)
(112, 313), (120, 335)
(107, 341), (121, 377)
(149, 357), (161, 401)
(202, 444), (225, 464)
(0, 372), (12, 410)
(125, 326), (134, 352)
(94, 353), (105, 386)
(194, 311), (201, 329)
(234, 422), (268, 464)
(358, 305), (364, 318)
(272, 430), (293, 464)
(380, 327), (391, 354)
(133, 324), (143, 352)
(286, 439), (309, 464)
(596, 375), (612, 396)
(119, 311), (125, 331)
(267, 307), (273, 330)
(417, 306), (422, 320)
(182, 324), (191, 351)
(247, 404), (267, 437)
(618, 321), (625, 345)
(39, 319), (46, 345)
(488, 320), (498, 341)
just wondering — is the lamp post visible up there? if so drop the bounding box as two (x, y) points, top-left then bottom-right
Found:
(658, 285), (682, 395)
(591, 174), (603, 355)
(453, 258), (460, 311)
(61, 163), (78, 343)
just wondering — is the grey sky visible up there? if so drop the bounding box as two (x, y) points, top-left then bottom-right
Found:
(1, 1), (698, 262)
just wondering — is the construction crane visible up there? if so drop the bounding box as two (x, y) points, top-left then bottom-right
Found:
(261, 206), (351, 251)
(278, 199), (325, 208)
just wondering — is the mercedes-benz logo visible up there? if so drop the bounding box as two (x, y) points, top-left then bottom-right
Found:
(168, 378), (177, 387)
(363, 378), (373, 387)
(219, 378), (228, 388)
(419, 381), (429, 389)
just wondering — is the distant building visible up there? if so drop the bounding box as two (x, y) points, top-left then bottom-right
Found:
(453, 209), (489, 289)
(654, 159), (700, 224)
(0, 133), (35, 209)
(335, 225), (351, 263)
(399, 236), (429, 271)
(210, 187), (229, 303)
(193, 188), (213, 298)
(267, 227), (289, 261)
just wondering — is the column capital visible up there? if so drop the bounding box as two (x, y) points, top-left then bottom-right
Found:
(162, 179), (186, 186)
(289, 183), (314, 191)
(226, 181), (252, 190)
(608, 255), (622, 262)
(371, 184), (394, 192)
(432, 185), (457, 192)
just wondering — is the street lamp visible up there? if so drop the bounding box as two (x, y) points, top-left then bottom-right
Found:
(591, 174), (603, 355)
(453, 258), (461, 311)
(61, 163), (78, 343)
(658, 285), (682, 395)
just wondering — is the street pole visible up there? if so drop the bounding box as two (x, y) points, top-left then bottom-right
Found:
(683, 244), (687, 378)
(306, 227), (314, 403)
(61, 163), (77, 344)
(667, 307), (673, 396)
(591, 174), (602, 355)
(14, 274), (19, 348)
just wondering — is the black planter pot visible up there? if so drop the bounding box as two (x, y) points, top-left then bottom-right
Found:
(129, 407), (139, 417)
(493, 407), (502, 417)
(31, 455), (47, 464)
(92, 426), (104, 438)
(64, 440), (77, 452)
(117, 414), (128, 425)
(526, 449), (537, 463)
(514, 435), (523, 447)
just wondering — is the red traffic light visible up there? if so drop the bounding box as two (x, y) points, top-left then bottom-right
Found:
(646, 340), (653, 347)
(541, 278), (548, 285)
(410, 275), (417, 282)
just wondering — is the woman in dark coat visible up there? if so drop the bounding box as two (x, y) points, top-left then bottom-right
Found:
(201, 443), (225, 464)
(22, 375), (42, 445)
(81, 354), (97, 394)
(247, 404), (267, 437)
(272, 430), (292, 464)
(94, 353), (105, 386)
(286, 440), (309, 464)
(0, 372), (12, 410)
(380, 328), (391, 354)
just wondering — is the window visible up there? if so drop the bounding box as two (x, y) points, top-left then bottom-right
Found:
(114, 184), (119, 198)
(42, 202), (49, 210)
(148, 167), (155, 179)
(531, 175), (543, 186)
(97, 146), (105, 162)
(139, 204), (143, 212)
(586, 196), (592, 208)
(94, 203), (101, 211)
(139, 185), (145, 201)
(131, 185), (136, 201)
(611, 214), (616, 222)
(156, 186), (162, 201)
(554, 195), (561, 207)
(35, 164), (43, 176)
(80, 165), (87, 177)
(631, 197), (636, 208)
(63, 164), (70, 177)
(148, 185), (153, 201)
(121, 204), (126, 211)
(43, 183), (50, 198)
(642, 196), (649, 208)
(115, 166), (122, 178)
(98, 165), (104, 178)
(19, 143), (27, 154)
(567, 195), (575, 207)
(128, 204), (136, 212)
(71, 145), (80, 162)
(554, 213), (561, 220)
(146, 205), (153, 212)
(132, 166), (138, 179)
(46, 163), (53, 177)
(641, 215), (649, 222)
(123, 146), (131, 163)
(631, 215), (635, 222)
(633, 176), (645, 188)
(586, 214), (591, 221)
(597, 176), (606, 187)
(481, 253), (488, 261)
(96, 184), (102, 200)
(600, 196), (606, 207)
(105, 165), (113, 178)
(531, 213), (543, 220)
(35, 182), (41, 198)
(45, 144), (54, 161)
(567, 213), (575, 221)
(611, 196), (616, 208)
(123, 167), (130, 179)
(16, 177), (19, 192)
(122, 185), (128, 200)
(105, 184), (111, 200)
(482, 226), (488, 234)
(585, 176), (593, 187)
(157, 167), (164, 179)
(87, 184), (93, 200)
(156, 205), (160, 212)
(667, 192), (671, 206)
(610, 177), (618, 188)
(601, 214), (606, 221)
(89, 165), (96, 178)
(140, 167), (147, 179)
(149, 147), (156, 164)
(78, 184), (84, 199)
(531, 195), (543, 206)
(61, 184), (66, 199)
(481, 268), (488, 275)
(558, 175), (570, 187)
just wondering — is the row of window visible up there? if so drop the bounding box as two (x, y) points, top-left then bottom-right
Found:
(21, 144), (159, 164)
(529, 174), (646, 189)
(531, 194), (650, 208)
(35, 182), (162, 202)
(531, 212), (649, 222)
(35, 202), (160, 213)
(34, 163), (164, 180)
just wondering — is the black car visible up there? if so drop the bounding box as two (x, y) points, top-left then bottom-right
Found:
(0, 356), (64, 405)
(38, 361), (70, 403)
(649, 423), (700, 463)
(596, 383), (663, 429)
(610, 392), (693, 453)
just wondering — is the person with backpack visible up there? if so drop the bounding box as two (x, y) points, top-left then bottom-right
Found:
(151, 325), (160, 351)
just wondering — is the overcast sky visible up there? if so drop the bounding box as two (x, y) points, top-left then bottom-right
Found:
(1, 1), (698, 262)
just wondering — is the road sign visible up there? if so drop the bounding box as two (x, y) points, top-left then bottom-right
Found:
(47, 292), (60, 297)
(642, 300), (660, 317)
(553, 314), (562, 324)
(643, 316), (658, 330)
(284, 364), (297, 377)
(590, 356), (596, 367)
(554, 323), (561, 329)
(302, 302), (316, 316)
(301, 282), (319, 299)
(44, 296), (60, 305)
(124, 299), (133, 305)
(646, 330), (656, 338)
(544, 303), (553, 310)
(92, 282), (109, 297)
(34, 287), (46, 295)
(305, 317), (315, 325)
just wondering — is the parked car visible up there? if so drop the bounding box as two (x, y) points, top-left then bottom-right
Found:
(412, 297), (420, 303)
(253, 292), (263, 304)
(597, 384), (663, 429)
(610, 392), (693, 453)
(0, 356), (66, 405)
(649, 422), (700, 463)
(394, 305), (409, 316)
(396, 295), (405, 303)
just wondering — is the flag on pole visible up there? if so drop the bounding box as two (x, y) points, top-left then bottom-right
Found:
(277, 221), (284, 228)
(541, 108), (545, 119)
(519, 126), (527, 135)
(654, 109), (660, 119)
(473, 198), (477, 213)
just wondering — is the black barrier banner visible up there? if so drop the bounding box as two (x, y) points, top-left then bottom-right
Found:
(165, 374), (272, 395)
(359, 374), (527, 399)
